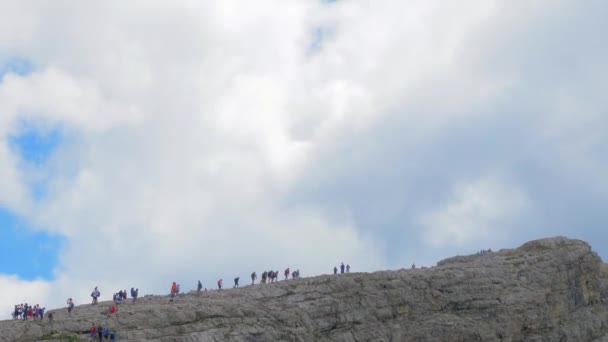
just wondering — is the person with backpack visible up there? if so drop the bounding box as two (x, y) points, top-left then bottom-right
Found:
(132, 288), (139, 303)
(170, 282), (177, 301)
(233, 277), (239, 288)
(251, 272), (257, 285)
(217, 279), (222, 290)
(197, 280), (202, 292)
(91, 287), (100, 305)
(97, 325), (103, 341)
(110, 331), (116, 342)
(67, 298), (74, 314)
(340, 262), (345, 274)
(284, 268), (290, 280)
(346, 264), (351, 273)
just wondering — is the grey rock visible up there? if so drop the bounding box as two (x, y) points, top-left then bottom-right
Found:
(2, 236), (608, 341)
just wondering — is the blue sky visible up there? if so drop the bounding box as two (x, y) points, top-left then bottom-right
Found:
(1, 58), (64, 280)
(0, 208), (63, 280)
(0, 58), (33, 80)
(0, 122), (63, 280)
(10, 125), (62, 166)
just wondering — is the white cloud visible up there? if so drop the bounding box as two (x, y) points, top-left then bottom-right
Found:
(421, 177), (528, 247)
(0, 0), (607, 319)
(0, 143), (30, 213)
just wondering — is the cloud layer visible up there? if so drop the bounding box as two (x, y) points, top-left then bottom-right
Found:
(0, 0), (607, 317)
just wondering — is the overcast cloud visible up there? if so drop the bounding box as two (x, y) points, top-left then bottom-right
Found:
(0, 0), (607, 317)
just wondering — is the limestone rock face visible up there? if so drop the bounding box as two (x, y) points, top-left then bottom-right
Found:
(2, 237), (608, 341)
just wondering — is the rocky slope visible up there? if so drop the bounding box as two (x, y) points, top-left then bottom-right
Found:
(2, 237), (608, 341)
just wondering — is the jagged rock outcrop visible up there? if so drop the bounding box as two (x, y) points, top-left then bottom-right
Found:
(2, 237), (608, 341)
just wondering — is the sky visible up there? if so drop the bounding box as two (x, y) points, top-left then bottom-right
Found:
(0, 0), (607, 319)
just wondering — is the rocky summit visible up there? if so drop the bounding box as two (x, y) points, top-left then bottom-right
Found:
(2, 237), (608, 341)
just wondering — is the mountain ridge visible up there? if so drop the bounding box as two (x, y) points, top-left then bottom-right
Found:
(2, 236), (607, 341)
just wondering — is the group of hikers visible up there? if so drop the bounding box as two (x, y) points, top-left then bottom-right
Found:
(7, 263), (353, 339)
(86, 288), (139, 340)
(246, 268), (301, 287)
(111, 289), (139, 305)
(197, 268), (303, 293)
(477, 249), (493, 255)
(90, 323), (117, 341)
(11, 303), (46, 321)
(333, 262), (351, 274)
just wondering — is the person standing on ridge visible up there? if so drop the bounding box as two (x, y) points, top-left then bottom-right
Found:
(133, 288), (139, 303)
(340, 262), (345, 274)
(251, 272), (257, 285)
(217, 279), (223, 290)
(170, 282), (177, 301)
(234, 277), (239, 288)
(333, 266), (337, 275)
(91, 287), (100, 305)
(198, 280), (203, 292)
(66, 298), (74, 315)
(346, 264), (351, 273)
(261, 271), (267, 284)
(284, 268), (290, 280)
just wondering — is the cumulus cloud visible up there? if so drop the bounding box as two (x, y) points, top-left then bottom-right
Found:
(421, 178), (528, 247)
(0, 0), (607, 319)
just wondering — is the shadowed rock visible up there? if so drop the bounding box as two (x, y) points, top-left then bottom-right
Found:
(2, 237), (607, 341)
